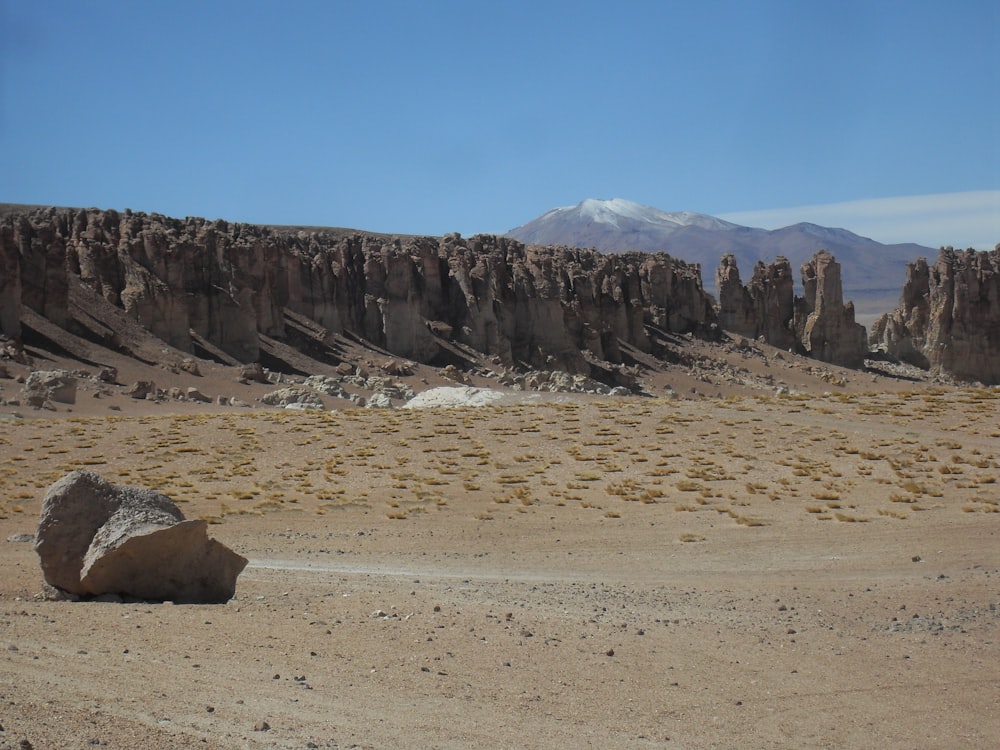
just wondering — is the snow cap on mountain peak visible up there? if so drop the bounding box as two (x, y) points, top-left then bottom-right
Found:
(564, 198), (736, 231)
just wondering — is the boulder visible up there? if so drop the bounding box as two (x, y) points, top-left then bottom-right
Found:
(185, 387), (212, 403)
(35, 471), (246, 603)
(365, 392), (394, 409)
(239, 362), (268, 383)
(126, 380), (155, 399)
(23, 369), (77, 405)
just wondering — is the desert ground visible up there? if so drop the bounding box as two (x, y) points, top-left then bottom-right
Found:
(0, 346), (998, 749)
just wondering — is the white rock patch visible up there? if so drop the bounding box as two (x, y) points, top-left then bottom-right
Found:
(402, 386), (506, 409)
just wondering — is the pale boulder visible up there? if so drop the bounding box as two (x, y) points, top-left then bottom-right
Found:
(35, 471), (246, 603)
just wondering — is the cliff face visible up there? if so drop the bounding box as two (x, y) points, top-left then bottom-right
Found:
(871, 247), (1000, 383)
(715, 250), (866, 368)
(0, 208), (716, 373)
(793, 251), (867, 369)
(714, 254), (756, 338)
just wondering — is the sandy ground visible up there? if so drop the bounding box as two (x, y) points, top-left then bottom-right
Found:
(0, 381), (998, 749)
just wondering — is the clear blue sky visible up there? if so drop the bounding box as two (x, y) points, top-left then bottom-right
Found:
(2, 0), (998, 246)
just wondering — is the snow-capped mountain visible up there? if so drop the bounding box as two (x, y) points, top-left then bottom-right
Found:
(508, 198), (738, 249)
(506, 198), (935, 321)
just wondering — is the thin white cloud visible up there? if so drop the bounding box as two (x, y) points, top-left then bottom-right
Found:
(720, 191), (1000, 250)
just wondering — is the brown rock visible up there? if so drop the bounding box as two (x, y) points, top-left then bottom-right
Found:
(715, 251), (866, 367)
(185, 387), (211, 403)
(35, 471), (246, 603)
(380, 359), (413, 376)
(872, 246), (1000, 383)
(0, 218), (21, 339)
(23, 369), (77, 405)
(80, 519), (245, 604)
(793, 251), (867, 368)
(239, 362), (268, 383)
(750, 257), (797, 351)
(715, 254), (758, 338)
(714, 255), (795, 349)
(126, 380), (155, 399)
(2, 207), (719, 374)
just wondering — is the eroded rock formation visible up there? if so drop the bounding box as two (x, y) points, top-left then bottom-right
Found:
(714, 254), (757, 338)
(715, 250), (866, 367)
(870, 246), (1000, 383)
(793, 251), (867, 368)
(0, 207), (716, 373)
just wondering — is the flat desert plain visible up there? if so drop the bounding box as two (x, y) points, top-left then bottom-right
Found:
(0, 388), (998, 749)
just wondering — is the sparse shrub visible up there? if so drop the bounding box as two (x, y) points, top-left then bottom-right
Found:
(679, 533), (706, 542)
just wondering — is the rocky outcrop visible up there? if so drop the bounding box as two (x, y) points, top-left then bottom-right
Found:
(750, 258), (797, 351)
(715, 251), (865, 367)
(716, 255), (796, 349)
(0, 207), (717, 374)
(0, 219), (21, 339)
(715, 254), (757, 338)
(36, 470), (247, 603)
(793, 251), (867, 368)
(871, 246), (1000, 383)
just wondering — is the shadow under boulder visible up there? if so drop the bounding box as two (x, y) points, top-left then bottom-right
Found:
(35, 470), (247, 603)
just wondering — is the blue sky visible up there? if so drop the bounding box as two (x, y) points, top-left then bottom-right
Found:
(2, 0), (997, 247)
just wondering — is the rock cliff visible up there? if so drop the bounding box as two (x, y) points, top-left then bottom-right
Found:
(793, 251), (867, 369)
(0, 207), (717, 374)
(870, 246), (1000, 383)
(714, 254), (756, 338)
(715, 250), (866, 368)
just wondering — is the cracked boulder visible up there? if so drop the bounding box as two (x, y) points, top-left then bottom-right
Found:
(35, 471), (247, 603)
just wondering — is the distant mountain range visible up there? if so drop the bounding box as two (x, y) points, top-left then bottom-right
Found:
(506, 198), (936, 319)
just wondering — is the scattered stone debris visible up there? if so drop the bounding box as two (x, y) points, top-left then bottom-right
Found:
(491, 369), (618, 395)
(261, 386), (324, 410)
(301, 375), (345, 398)
(439, 364), (472, 384)
(380, 359), (413, 376)
(35, 470), (247, 603)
